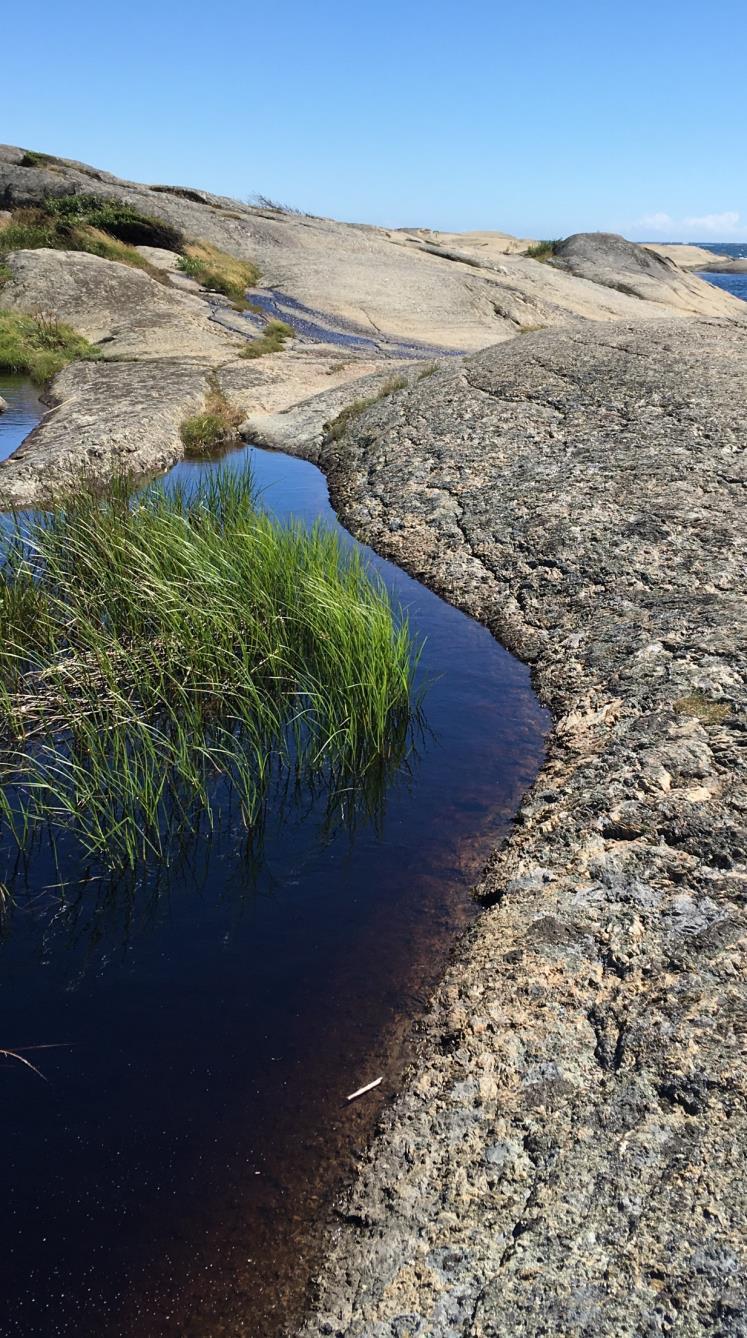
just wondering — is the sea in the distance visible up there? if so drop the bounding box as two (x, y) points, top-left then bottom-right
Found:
(693, 240), (747, 302)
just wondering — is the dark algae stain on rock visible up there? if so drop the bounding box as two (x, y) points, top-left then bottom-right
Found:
(301, 319), (747, 1338)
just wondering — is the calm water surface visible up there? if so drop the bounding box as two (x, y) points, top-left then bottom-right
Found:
(0, 375), (45, 462)
(0, 414), (548, 1336)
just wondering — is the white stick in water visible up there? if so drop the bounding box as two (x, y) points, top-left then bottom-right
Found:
(347, 1076), (383, 1102)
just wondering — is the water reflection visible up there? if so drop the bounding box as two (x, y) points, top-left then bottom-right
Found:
(0, 438), (549, 1338)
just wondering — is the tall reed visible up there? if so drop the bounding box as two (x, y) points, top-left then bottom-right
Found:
(0, 466), (420, 870)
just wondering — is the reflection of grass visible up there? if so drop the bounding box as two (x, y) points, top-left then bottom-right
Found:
(0, 309), (101, 381)
(0, 466), (419, 870)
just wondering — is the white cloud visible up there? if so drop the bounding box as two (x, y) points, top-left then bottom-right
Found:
(682, 211), (741, 235)
(639, 211), (675, 231)
(635, 209), (745, 240)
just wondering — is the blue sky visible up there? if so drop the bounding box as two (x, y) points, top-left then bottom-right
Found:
(3, 0), (746, 239)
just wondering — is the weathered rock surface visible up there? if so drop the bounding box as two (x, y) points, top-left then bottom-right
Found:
(699, 258), (747, 275)
(644, 243), (723, 271)
(553, 233), (739, 315)
(1, 149), (741, 352)
(0, 359), (212, 506)
(297, 318), (747, 1337)
(233, 363), (423, 457)
(0, 248), (241, 361)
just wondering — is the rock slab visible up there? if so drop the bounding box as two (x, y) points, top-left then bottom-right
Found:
(299, 318), (747, 1338)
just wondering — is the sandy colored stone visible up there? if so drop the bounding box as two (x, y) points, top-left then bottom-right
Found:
(0, 150), (741, 354)
(0, 248), (243, 361)
(644, 243), (725, 270)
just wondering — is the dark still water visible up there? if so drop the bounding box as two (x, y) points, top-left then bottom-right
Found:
(0, 438), (548, 1336)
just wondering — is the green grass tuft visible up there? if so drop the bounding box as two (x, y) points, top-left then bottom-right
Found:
(324, 376), (408, 442)
(180, 388), (243, 455)
(239, 318), (295, 359)
(0, 468), (420, 870)
(178, 241), (260, 308)
(523, 240), (561, 262)
(0, 309), (101, 382)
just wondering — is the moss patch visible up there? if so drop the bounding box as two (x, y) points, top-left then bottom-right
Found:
(0, 310), (101, 382)
(674, 692), (730, 725)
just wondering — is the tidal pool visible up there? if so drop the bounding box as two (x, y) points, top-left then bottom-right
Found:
(0, 426), (548, 1336)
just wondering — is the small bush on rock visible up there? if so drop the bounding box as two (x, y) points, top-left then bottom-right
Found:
(0, 310), (101, 381)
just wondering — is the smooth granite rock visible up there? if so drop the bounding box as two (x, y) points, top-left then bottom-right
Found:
(553, 233), (738, 314)
(297, 318), (747, 1338)
(1, 150), (742, 353)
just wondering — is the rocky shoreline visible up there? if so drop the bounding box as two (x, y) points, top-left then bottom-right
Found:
(293, 319), (747, 1337)
(1, 146), (746, 1336)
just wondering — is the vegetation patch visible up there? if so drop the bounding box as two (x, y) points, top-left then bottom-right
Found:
(324, 375), (408, 442)
(0, 205), (173, 283)
(18, 149), (61, 169)
(524, 240), (561, 262)
(45, 194), (183, 251)
(0, 310), (101, 382)
(674, 691), (730, 724)
(178, 241), (260, 307)
(240, 319), (294, 359)
(180, 386), (243, 456)
(0, 468), (419, 870)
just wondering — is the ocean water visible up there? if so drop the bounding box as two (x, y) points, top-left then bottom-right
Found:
(691, 241), (747, 303)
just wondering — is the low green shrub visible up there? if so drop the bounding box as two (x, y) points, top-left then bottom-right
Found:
(524, 240), (561, 261)
(46, 194), (183, 251)
(0, 309), (101, 381)
(0, 207), (170, 283)
(18, 150), (60, 169)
